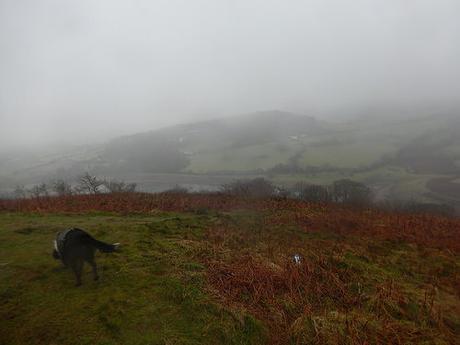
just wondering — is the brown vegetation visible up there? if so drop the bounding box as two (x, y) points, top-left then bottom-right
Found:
(1, 193), (459, 344)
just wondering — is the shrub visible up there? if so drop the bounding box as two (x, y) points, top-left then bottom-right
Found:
(52, 179), (72, 196)
(294, 183), (330, 203)
(331, 179), (372, 205)
(221, 178), (275, 198)
(103, 179), (137, 193)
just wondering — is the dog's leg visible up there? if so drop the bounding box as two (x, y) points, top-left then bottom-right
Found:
(85, 248), (99, 281)
(89, 259), (99, 281)
(71, 259), (84, 286)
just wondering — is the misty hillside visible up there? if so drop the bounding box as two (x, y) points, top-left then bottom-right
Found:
(103, 111), (323, 173)
(0, 111), (323, 183)
(1, 111), (459, 206)
(98, 111), (460, 206)
(102, 111), (460, 176)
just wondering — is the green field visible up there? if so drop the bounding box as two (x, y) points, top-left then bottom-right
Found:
(187, 142), (300, 173)
(186, 136), (395, 173)
(183, 115), (457, 204)
(298, 140), (396, 168)
(184, 115), (443, 174)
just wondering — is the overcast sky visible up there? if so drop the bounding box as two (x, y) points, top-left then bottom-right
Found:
(1, 0), (459, 149)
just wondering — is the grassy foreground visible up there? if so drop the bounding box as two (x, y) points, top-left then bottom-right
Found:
(0, 194), (459, 344)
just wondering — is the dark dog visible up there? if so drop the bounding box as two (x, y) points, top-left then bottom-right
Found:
(52, 228), (119, 286)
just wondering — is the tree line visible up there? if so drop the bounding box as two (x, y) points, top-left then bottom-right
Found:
(13, 172), (136, 198)
(221, 177), (455, 216)
(10, 175), (455, 217)
(222, 177), (372, 205)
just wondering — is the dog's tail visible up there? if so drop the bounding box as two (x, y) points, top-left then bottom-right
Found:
(91, 238), (120, 253)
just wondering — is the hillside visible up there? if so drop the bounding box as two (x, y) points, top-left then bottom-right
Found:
(1, 193), (459, 344)
(0, 111), (322, 191)
(1, 111), (459, 206)
(101, 112), (460, 205)
(102, 111), (323, 174)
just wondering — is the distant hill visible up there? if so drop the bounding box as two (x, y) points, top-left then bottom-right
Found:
(102, 111), (324, 174)
(0, 110), (459, 205)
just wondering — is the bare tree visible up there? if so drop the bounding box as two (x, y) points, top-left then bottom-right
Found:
(331, 179), (372, 205)
(14, 185), (26, 199)
(221, 178), (275, 198)
(103, 179), (137, 193)
(125, 183), (137, 193)
(162, 185), (188, 194)
(29, 183), (49, 198)
(52, 179), (72, 196)
(77, 172), (103, 194)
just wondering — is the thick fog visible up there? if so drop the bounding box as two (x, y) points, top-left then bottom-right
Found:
(1, 0), (459, 149)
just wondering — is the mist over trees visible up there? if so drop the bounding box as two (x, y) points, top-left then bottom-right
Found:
(221, 177), (373, 206)
(103, 179), (137, 193)
(29, 183), (49, 198)
(8, 173), (137, 199)
(293, 179), (372, 205)
(52, 179), (72, 196)
(5, 173), (456, 217)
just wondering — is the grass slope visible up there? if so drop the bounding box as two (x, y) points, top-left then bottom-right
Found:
(0, 212), (263, 345)
(1, 194), (459, 344)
